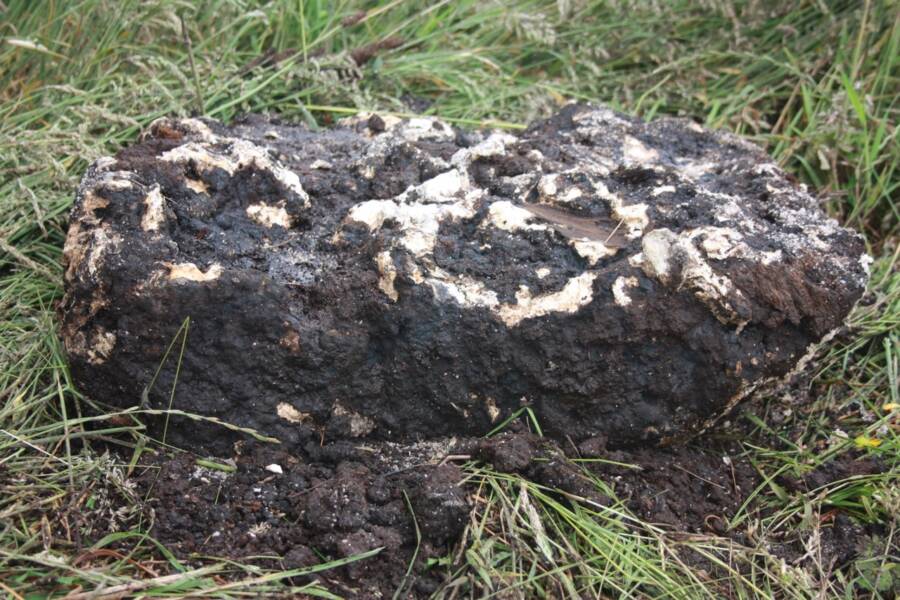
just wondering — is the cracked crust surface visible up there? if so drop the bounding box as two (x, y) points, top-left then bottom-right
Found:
(60, 104), (868, 453)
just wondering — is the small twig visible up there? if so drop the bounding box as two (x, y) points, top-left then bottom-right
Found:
(603, 219), (624, 245)
(438, 454), (472, 466)
(0, 581), (24, 600)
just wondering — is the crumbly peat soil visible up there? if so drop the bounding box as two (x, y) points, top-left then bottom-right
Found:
(71, 426), (883, 599)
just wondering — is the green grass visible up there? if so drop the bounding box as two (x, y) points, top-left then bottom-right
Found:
(1, 0), (898, 597)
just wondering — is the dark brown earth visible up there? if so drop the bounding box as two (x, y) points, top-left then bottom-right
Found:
(90, 426), (883, 599)
(59, 106), (869, 456)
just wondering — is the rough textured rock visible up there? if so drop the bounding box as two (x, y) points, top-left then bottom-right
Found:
(60, 104), (868, 453)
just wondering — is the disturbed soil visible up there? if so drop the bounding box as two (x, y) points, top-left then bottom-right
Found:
(103, 425), (885, 599)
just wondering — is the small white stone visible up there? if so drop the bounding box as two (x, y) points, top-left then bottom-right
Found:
(265, 464), (283, 474)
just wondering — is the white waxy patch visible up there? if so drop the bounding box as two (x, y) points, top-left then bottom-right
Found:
(759, 249), (783, 265)
(640, 229), (677, 281)
(692, 226), (782, 265)
(609, 196), (649, 240)
(87, 328), (116, 365)
(414, 168), (467, 203)
(683, 259), (743, 326)
(332, 403), (376, 437)
(453, 133), (516, 165)
(859, 253), (873, 276)
(425, 268), (499, 308)
(399, 117), (455, 142)
(652, 185), (676, 196)
(753, 163), (780, 177)
(347, 197), (478, 257)
(623, 136), (659, 165)
(229, 139), (310, 206)
(639, 228), (747, 327)
(375, 251), (399, 301)
(560, 187), (583, 202)
(415, 265), (596, 327)
(712, 199), (746, 224)
(147, 117), (219, 143)
(538, 174), (559, 198)
(246, 203), (292, 228)
(588, 178), (649, 239)
(161, 142), (235, 172)
(185, 178), (208, 194)
(486, 200), (545, 233)
(161, 139), (310, 207)
(100, 178), (133, 191)
(345, 167), (484, 257)
(340, 119), (661, 327)
(64, 189), (113, 283)
(408, 263), (425, 284)
(87, 228), (121, 277)
(677, 160), (717, 180)
(570, 238), (617, 265)
(351, 113), (455, 143)
(498, 272), (596, 326)
(628, 252), (644, 268)
(141, 184), (166, 232)
(167, 262), (222, 282)
(696, 227), (743, 260)
(79, 189), (109, 219)
(612, 276), (638, 307)
(277, 402), (309, 423)
(94, 156), (118, 171)
(485, 397), (500, 422)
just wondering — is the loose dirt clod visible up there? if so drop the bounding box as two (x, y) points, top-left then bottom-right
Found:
(105, 431), (884, 598)
(60, 105), (867, 454)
